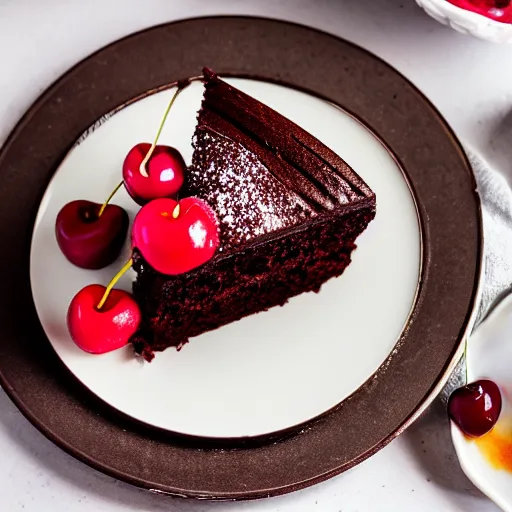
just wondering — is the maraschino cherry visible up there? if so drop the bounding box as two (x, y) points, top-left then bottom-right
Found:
(55, 184), (128, 270)
(448, 379), (502, 438)
(447, 0), (512, 23)
(123, 81), (189, 206)
(132, 197), (219, 275)
(67, 259), (141, 354)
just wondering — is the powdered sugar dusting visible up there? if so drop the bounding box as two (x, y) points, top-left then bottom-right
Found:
(188, 131), (314, 251)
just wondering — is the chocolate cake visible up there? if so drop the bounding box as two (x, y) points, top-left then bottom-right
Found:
(131, 69), (376, 360)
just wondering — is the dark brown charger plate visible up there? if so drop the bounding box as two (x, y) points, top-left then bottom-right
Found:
(0, 16), (481, 500)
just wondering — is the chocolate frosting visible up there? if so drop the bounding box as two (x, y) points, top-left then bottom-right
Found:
(185, 69), (376, 252)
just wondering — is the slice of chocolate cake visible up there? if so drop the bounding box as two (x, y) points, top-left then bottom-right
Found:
(131, 69), (376, 360)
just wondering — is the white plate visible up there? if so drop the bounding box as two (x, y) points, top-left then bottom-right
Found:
(30, 78), (421, 439)
(451, 294), (512, 512)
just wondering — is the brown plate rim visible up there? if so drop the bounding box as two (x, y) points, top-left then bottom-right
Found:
(0, 15), (482, 500)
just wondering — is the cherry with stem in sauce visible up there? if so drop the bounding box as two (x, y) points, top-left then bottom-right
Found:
(448, 339), (502, 438)
(448, 379), (502, 438)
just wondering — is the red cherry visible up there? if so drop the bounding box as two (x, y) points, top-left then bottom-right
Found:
(67, 284), (141, 354)
(460, 0), (510, 7)
(56, 199), (129, 269)
(482, 0), (510, 7)
(121, 83), (190, 206)
(448, 379), (502, 438)
(132, 197), (219, 275)
(447, 0), (512, 22)
(470, 0), (511, 7)
(122, 143), (186, 206)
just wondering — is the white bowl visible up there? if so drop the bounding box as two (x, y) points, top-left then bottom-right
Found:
(416, 0), (512, 43)
(451, 293), (512, 512)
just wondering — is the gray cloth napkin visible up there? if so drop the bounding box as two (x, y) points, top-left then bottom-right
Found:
(471, 149), (512, 324)
(442, 149), (512, 396)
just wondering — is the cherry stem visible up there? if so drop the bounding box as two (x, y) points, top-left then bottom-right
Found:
(139, 84), (187, 178)
(464, 337), (468, 383)
(96, 258), (133, 310)
(98, 181), (123, 217)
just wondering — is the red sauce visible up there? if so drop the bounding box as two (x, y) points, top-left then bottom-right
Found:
(447, 0), (512, 23)
(476, 425), (512, 471)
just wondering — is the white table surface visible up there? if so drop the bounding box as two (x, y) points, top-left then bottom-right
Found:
(1, 0), (511, 510)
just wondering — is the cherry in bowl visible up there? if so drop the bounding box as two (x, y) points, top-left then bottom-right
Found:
(448, 379), (502, 438)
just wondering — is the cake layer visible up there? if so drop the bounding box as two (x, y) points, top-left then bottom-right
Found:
(131, 206), (375, 361)
(130, 70), (376, 358)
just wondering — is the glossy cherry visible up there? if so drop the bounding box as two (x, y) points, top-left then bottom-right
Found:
(56, 199), (129, 269)
(122, 82), (190, 206)
(447, 0), (512, 23)
(132, 197), (219, 275)
(458, 0), (510, 7)
(448, 379), (502, 438)
(122, 143), (186, 205)
(67, 283), (141, 354)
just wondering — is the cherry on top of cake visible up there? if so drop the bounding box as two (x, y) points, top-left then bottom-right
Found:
(186, 68), (375, 252)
